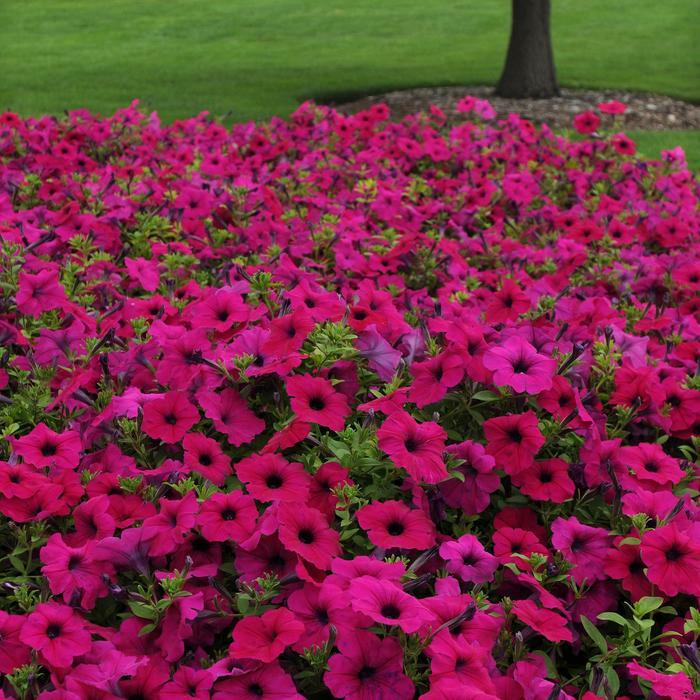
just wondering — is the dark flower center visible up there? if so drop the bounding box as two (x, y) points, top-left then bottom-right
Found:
(462, 555), (476, 566)
(316, 608), (329, 624)
(570, 537), (585, 552)
(41, 442), (57, 456)
(404, 437), (418, 452)
(46, 624), (61, 639)
(539, 471), (552, 483)
(164, 413), (178, 425)
(266, 474), (283, 489)
(666, 546), (683, 562)
(309, 396), (326, 411)
(507, 428), (523, 444)
(358, 666), (376, 680)
(387, 521), (405, 536)
(298, 528), (315, 544)
(380, 604), (401, 619)
(269, 554), (285, 568)
(67, 555), (82, 570)
(248, 684), (264, 697)
(629, 559), (644, 574)
(199, 453), (212, 466)
(221, 508), (237, 521)
(643, 461), (659, 473)
(512, 359), (530, 374)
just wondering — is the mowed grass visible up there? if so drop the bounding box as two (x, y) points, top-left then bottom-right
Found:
(2, 0), (699, 166)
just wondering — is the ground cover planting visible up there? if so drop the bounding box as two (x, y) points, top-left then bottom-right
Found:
(0, 98), (698, 698)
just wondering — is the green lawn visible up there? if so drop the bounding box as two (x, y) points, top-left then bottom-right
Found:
(2, 0), (699, 166)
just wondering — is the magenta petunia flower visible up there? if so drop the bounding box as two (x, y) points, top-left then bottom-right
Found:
(141, 391), (199, 443)
(377, 410), (447, 483)
(196, 490), (258, 543)
(439, 533), (498, 584)
(356, 499), (436, 550)
(12, 422), (81, 470)
(235, 453), (311, 503)
(551, 516), (612, 584)
(277, 502), (341, 570)
(20, 602), (92, 668)
(484, 411), (544, 475)
(286, 373), (350, 431)
(229, 608), (304, 663)
(349, 575), (432, 633)
(324, 630), (415, 700)
(511, 599), (573, 643)
(0, 611), (30, 674)
(640, 523), (700, 597)
(16, 269), (68, 317)
(198, 387), (266, 446)
(483, 336), (555, 394)
(182, 432), (232, 485)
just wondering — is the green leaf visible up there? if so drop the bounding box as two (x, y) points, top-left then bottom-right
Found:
(598, 612), (628, 627)
(472, 390), (500, 402)
(128, 601), (157, 620)
(634, 596), (663, 617)
(581, 615), (607, 654)
(606, 667), (620, 697)
(618, 536), (641, 547)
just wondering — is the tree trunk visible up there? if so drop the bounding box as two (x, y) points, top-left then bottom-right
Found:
(496, 0), (559, 98)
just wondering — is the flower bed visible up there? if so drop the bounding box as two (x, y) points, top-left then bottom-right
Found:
(0, 99), (698, 699)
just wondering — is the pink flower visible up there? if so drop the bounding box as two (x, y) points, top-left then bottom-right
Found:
(349, 575), (431, 633)
(277, 503), (341, 570)
(325, 631), (415, 700)
(20, 603), (91, 668)
(512, 600), (573, 643)
(357, 499), (436, 550)
(141, 391), (199, 443)
(13, 423), (81, 470)
(640, 523), (700, 597)
(551, 516), (612, 584)
(286, 374), (350, 431)
(439, 534), (498, 584)
(573, 111), (601, 134)
(484, 411), (544, 475)
(229, 608), (304, 663)
(377, 411), (447, 483)
(483, 336), (555, 394)
(16, 269), (67, 317)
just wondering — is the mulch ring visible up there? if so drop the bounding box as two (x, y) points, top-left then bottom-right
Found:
(336, 86), (700, 131)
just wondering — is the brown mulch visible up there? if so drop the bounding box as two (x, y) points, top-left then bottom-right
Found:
(336, 86), (700, 131)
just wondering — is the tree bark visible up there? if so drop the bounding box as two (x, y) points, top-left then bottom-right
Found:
(496, 0), (559, 98)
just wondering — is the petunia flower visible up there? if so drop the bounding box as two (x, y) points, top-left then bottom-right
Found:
(377, 410), (447, 483)
(640, 523), (700, 597)
(12, 423), (81, 470)
(484, 411), (544, 475)
(483, 336), (555, 394)
(229, 608), (304, 663)
(198, 388), (265, 446)
(235, 453), (311, 503)
(0, 611), (31, 674)
(20, 603), (92, 668)
(551, 516), (612, 584)
(196, 491), (258, 543)
(514, 458), (575, 503)
(324, 630), (415, 700)
(277, 503), (341, 570)
(141, 391), (199, 444)
(349, 575), (431, 633)
(511, 600), (573, 643)
(439, 534), (498, 584)
(356, 499), (436, 550)
(285, 373), (350, 431)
